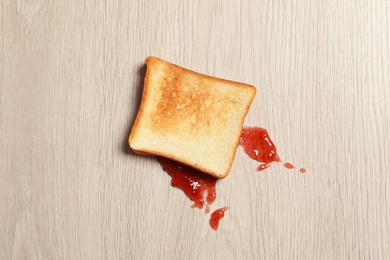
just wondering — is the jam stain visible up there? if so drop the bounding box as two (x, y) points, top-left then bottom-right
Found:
(210, 207), (229, 231)
(240, 127), (306, 173)
(283, 162), (295, 169)
(257, 163), (271, 171)
(239, 127), (281, 171)
(157, 157), (217, 214)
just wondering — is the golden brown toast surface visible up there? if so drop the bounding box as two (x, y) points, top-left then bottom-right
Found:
(148, 58), (242, 138)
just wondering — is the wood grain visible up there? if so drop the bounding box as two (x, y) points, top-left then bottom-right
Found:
(1, 0), (389, 259)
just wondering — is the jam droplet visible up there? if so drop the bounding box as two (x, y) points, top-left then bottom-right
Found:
(299, 168), (306, 173)
(283, 162), (295, 169)
(257, 163), (271, 171)
(157, 157), (217, 213)
(210, 207), (229, 231)
(239, 127), (281, 170)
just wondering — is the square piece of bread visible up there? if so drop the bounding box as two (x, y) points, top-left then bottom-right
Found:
(129, 57), (256, 178)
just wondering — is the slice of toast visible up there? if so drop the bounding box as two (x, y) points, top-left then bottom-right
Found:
(129, 56), (256, 178)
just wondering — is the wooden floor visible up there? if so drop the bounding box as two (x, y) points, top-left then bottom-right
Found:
(1, 0), (389, 259)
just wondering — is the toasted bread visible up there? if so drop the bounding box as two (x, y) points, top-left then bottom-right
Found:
(129, 56), (256, 178)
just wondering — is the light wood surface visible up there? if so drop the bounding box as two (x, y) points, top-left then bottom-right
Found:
(1, 0), (389, 259)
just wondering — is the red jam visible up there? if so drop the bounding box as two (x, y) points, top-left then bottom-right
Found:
(157, 157), (217, 214)
(156, 127), (305, 231)
(239, 127), (281, 171)
(283, 162), (295, 169)
(257, 163), (271, 171)
(210, 207), (229, 231)
(240, 127), (306, 173)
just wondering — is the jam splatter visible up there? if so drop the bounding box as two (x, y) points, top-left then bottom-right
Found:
(157, 157), (217, 214)
(210, 207), (229, 231)
(239, 127), (281, 171)
(156, 127), (305, 231)
(240, 127), (305, 173)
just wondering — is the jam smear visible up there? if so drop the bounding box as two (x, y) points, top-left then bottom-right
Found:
(157, 157), (217, 213)
(210, 207), (229, 231)
(239, 127), (281, 170)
